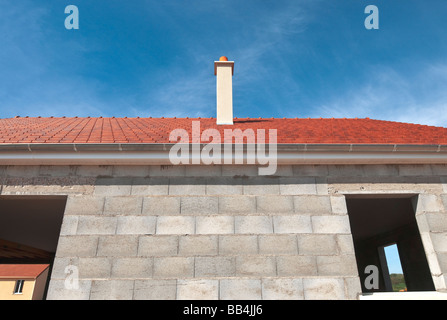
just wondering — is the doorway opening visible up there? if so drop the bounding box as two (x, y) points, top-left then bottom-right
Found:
(346, 195), (435, 293)
(0, 195), (67, 299)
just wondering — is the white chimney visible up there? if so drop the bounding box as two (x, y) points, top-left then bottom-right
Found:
(214, 56), (234, 125)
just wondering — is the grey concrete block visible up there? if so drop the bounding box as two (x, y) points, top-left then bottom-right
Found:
(181, 196), (218, 215)
(55, 236), (98, 257)
(59, 216), (79, 236)
(277, 256), (317, 276)
(177, 279), (219, 300)
(272, 165), (294, 176)
(169, 177), (206, 195)
(327, 165), (364, 177)
(77, 257), (111, 279)
(40, 165), (76, 177)
(336, 235), (356, 254)
(96, 236), (139, 257)
(133, 280), (177, 300)
(243, 179), (280, 195)
(6, 165), (40, 177)
(344, 277), (363, 300)
(236, 256), (276, 276)
(362, 165), (398, 176)
(76, 165), (113, 177)
(64, 195), (105, 215)
(138, 235), (179, 256)
(206, 177), (243, 195)
(116, 216), (156, 235)
(303, 278), (345, 300)
(256, 195), (294, 213)
(294, 196), (332, 214)
(149, 165), (185, 177)
(156, 216), (195, 235)
(330, 196), (348, 215)
(112, 166), (149, 177)
(178, 235), (218, 256)
(130, 177), (169, 195)
(398, 164), (433, 176)
(298, 234), (337, 255)
(46, 279), (92, 300)
(430, 233), (447, 252)
(184, 165), (222, 177)
(262, 278), (304, 300)
(90, 280), (134, 300)
(317, 255), (358, 276)
(219, 235), (258, 255)
(425, 214), (447, 232)
(195, 256), (235, 277)
(220, 279), (262, 300)
(221, 165), (259, 177)
(258, 234), (298, 255)
(235, 216), (273, 234)
(431, 164), (447, 175)
(273, 216), (312, 234)
(103, 196), (143, 215)
(219, 196), (256, 214)
(196, 216), (234, 234)
(293, 165), (328, 176)
(153, 257), (194, 278)
(279, 177), (317, 195)
(142, 196), (181, 215)
(417, 194), (443, 214)
(311, 215), (351, 234)
(94, 178), (132, 196)
(111, 257), (153, 279)
(76, 216), (117, 235)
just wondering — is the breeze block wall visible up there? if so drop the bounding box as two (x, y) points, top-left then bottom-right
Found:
(0, 164), (446, 299)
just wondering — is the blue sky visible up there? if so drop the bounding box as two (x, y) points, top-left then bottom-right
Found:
(2, 1), (447, 126)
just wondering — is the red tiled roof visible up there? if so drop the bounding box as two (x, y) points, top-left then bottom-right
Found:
(0, 264), (49, 279)
(1, 117), (447, 145)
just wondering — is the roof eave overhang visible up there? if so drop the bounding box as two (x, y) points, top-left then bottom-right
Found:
(0, 143), (446, 165)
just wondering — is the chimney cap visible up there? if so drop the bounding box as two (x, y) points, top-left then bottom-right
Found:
(214, 57), (234, 76)
(219, 56), (229, 61)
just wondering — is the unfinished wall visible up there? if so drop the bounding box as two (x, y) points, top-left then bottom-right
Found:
(0, 164), (446, 299)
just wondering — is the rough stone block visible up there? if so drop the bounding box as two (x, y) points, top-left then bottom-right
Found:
(103, 196), (143, 215)
(96, 236), (138, 257)
(178, 235), (218, 256)
(64, 195), (105, 215)
(142, 196), (181, 215)
(311, 215), (351, 234)
(133, 280), (177, 300)
(77, 257), (112, 279)
(196, 216), (234, 234)
(236, 256), (276, 276)
(181, 196), (218, 215)
(156, 216), (196, 235)
(297, 234), (337, 255)
(90, 280), (134, 300)
(273, 216), (312, 234)
(195, 257), (236, 277)
(218, 195), (256, 214)
(219, 235), (258, 255)
(258, 234), (298, 255)
(317, 255), (358, 276)
(76, 216), (117, 235)
(177, 280), (219, 300)
(294, 196), (332, 214)
(138, 235), (178, 256)
(303, 278), (345, 300)
(256, 196), (294, 213)
(111, 257), (153, 279)
(116, 216), (156, 235)
(262, 278), (304, 300)
(55, 236), (98, 257)
(153, 257), (194, 278)
(276, 256), (317, 276)
(235, 216), (273, 234)
(219, 279), (262, 300)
